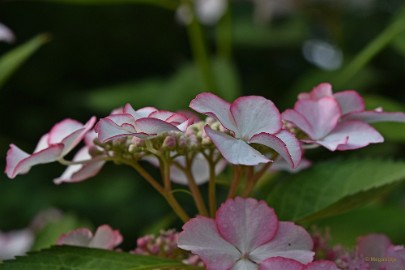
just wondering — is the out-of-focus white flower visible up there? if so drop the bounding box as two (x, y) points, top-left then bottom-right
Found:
(0, 229), (34, 260)
(176, 0), (227, 26)
(0, 23), (15, 43)
(302, 39), (343, 71)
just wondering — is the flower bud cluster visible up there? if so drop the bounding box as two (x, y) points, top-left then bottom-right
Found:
(132, 229), (203, 267)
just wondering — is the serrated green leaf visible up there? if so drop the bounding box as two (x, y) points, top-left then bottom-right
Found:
(0, 246), (196, 270)
(0, 34), (49, 89)
(267, 159), (405, 222)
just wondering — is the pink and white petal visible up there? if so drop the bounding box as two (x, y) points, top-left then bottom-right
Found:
(0, 23), (15, 43)
(270, 157), (311, 173)
(95, 117), (137, 143)
(329, 121), (384, 150)
(149, 110), (176, 121)
(33, 134), (50, 153)
(59, 117), (97, 155)
(295, 97), (341, 139)
(178, 216), (240, 270)
(304, 261), (339, 270)
(170, 154), (227, 185)
(48, 118), (89, 144)
(53, 147), (105, 184)
(134, 118), (180, 135)
(282, 110), (315, 139)
(250, 130), (302, 168)
(342, 111), (405, 123)
(176, 119), (194, 132)
(230, 96), (282, 138)
(89, 225), (123, 250)
(0, 229), (34, 260)
(216, 197), (278, 253)
(205, 126), (270, 166)
(356, 234), (391, 259)
(57, 228), (92, 247)
(232, 259), (258, 270)
(165, 112), (188, 125)
(259, 257), (304, 270)
(298, 83), (333, 100)
(6, 144), (64, 179)
(190, 92), (237, 132)
(124, 104), (157, 119)
(333, 90), (365, 114)
(250, 222), (314, 264)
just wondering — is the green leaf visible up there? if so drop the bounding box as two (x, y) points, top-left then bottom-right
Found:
(0, 34), (49, 89)
(267, 158), (405, 222)
(0, 246), (197, 270)
(26, 0), (179, 10)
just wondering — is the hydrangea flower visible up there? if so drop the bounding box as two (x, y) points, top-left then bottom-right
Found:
(189, 93), (302, 167)
(356, 234), (405, 270)
(95, 104), (192, 143)
(283, 83), (385, 151)
(5, 117), (96, 179)
(53, 130), (106, 184)
(57, 225), (122, 250)
(259, 257), (339, 270)
(0, 229), (34, 260)
(0, 22), (15, 43)
(177, 197), (314, 270)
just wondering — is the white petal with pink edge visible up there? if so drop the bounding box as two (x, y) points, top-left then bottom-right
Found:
(230, 96), (282, 139)
(134, 118), (180, 135)
(250, 222), (314, 264)
(177, 216), (240, 270)
(333, 90), (365, 114)
(259, 257), (304, 270)
(89, 225), (123, 249)
(57, 228), (92, 246)
(204, 126), (270, 165)
(216, 197), (278, 253)
(190, 92), (237, 132)
(282, 109), (315, 138)
(294, 97), (341, 140)
(343, 110), (405, 123)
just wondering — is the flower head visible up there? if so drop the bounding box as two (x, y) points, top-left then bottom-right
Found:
(57, 225), (122, 250)
(178, 197), (314, 270)
(190, 93), (302, 168)
(283, 83), (387, 151)
(5, 117), (96, 179)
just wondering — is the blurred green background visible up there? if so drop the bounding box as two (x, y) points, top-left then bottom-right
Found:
(1, 0), (405, 250)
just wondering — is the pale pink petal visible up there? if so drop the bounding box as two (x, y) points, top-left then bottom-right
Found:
(270, 157), (311, 173)
(0, 22), (15, 43)
(123, 104), (157, 119)
(259, 257), (304, 270)
(170, 154), (227, 185)
(149, 110), (176, 121)
(58, 117), (96, 155)
(6, 144), (64, 179)
(294, 97), (341, 140)
(386, 245), (405, 270)
(177, 216), (240, 270)
(216, 197), (278, 253)
(190, 92), (238, 133)
(230, 96), (282, 138)
(356, 234), (391, 259)
(298, 83), (333, 100)
(333, 90), (365, 114)
(33, 134), (50, 153)
(232, 259), (258, 270)
(304, 260), (340, 270)
(53, 147), (105, 184)
(205, 126), (270, 165)
(343, 110), (405, 123)
(48, 117), (95, 145)
(89, 225), (123, 250)
(250, 222), (314, 264)
(95, 116), (137, 143)
(176, 118), (194, 132)
(57, 228), (92, 246)
(0, 229), (34, 260)
(282, 109), (315, 138)
(134, 118), (180, 135)
(250, 130), (302, 168)
(320, 121), (384, 151)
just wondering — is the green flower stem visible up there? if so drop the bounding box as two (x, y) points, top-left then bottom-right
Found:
(242, 161), (275, 197)
(227, 165), (242, 198)
(129, 161), (190, 223)
(337, 11), (405, 86)
(183, 0), (217, 90)
(216, 0), (232, 60)
(182, 157), (209, 216)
